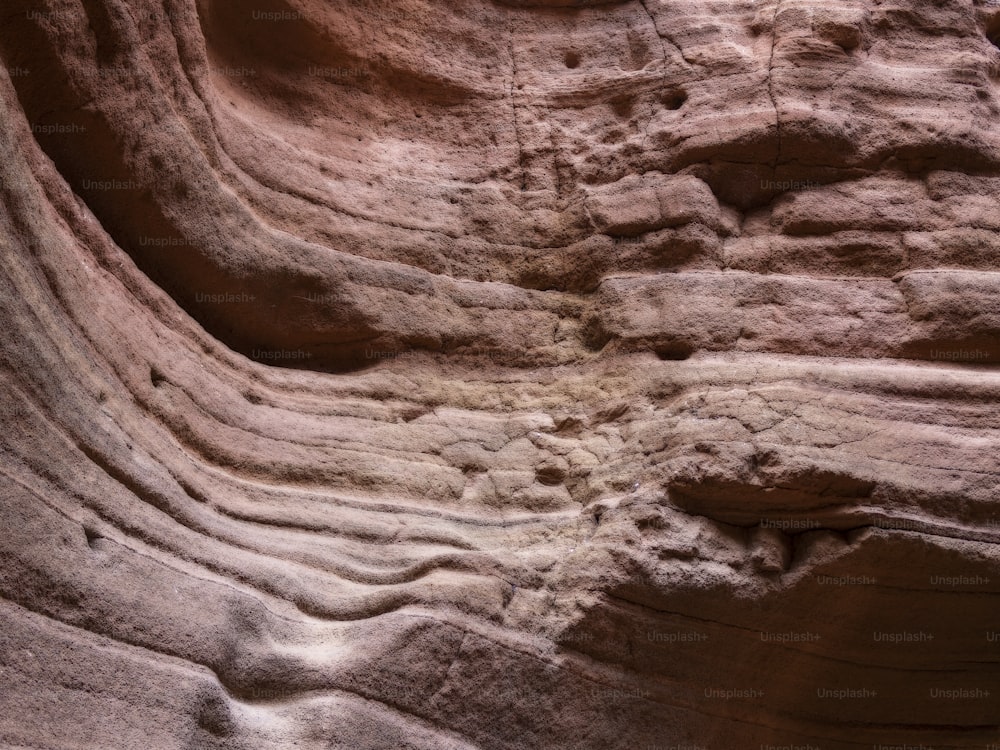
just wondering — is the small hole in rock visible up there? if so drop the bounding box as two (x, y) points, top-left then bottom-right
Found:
(564, 51), (581, 69)
(536, 465), (566, 486)
(150, 366), (166, 387)
(662, 90), (687, 110)
(986, 14), (1000, 50)
(655, 345), (693, 361)
(84, 527), (101, 549)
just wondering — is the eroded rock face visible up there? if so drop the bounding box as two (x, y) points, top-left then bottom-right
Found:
(1, 1), (999, 748)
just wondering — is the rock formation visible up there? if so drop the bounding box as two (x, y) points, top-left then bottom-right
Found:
(2, 0), (1000, 747)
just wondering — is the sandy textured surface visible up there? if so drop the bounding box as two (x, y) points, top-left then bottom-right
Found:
(2, 0), (1000, 748)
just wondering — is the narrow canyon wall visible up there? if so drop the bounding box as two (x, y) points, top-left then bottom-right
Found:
(2, 1), (1000, 748)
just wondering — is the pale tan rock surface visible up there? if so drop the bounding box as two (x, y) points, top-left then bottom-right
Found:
(2, 1), (1000, 748)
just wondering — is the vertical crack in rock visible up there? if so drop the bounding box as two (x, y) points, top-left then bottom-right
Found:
(638, 0), (690, 67)
(637, 0), (670, 150)
(507, 36), (528, 191)
(767, 0), (784, 174)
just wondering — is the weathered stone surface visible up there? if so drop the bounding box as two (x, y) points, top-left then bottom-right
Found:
(2, 0), (1000, 748)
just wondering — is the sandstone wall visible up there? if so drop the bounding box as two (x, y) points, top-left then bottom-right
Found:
(2, 1), (1000, 748)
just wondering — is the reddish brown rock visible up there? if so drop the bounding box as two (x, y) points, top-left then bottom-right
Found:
(2, 1), (1000, 748)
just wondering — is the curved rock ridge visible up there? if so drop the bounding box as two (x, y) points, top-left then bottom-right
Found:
(1, 1), (1000, 749)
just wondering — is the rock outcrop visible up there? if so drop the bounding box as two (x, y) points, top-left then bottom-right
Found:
(2, 1), (1000, 748)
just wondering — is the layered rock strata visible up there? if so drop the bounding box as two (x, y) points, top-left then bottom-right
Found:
(2, 1), (1000, 748)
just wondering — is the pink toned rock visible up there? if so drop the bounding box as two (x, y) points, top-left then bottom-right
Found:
(2, 1), (1000, 748)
